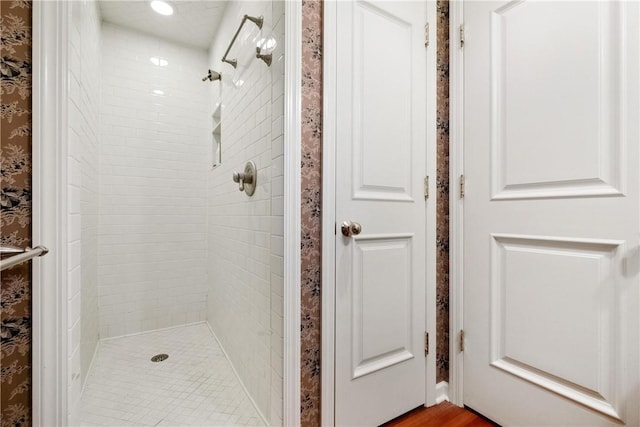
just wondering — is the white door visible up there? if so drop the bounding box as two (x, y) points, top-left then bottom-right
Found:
(463, 1), (640, 425)
(334, 1), (428, 425)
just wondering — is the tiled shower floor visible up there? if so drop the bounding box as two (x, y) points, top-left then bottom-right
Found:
(78, 323), (265, 426)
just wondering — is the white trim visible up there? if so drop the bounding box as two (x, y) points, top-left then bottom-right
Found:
(283, 1), (302, 426)
(448, 0), (465, 408)
(435, 381), (450, 404)
(32, 1), (70, 424)
(424, 0), (438, 409)
(321, 0), (439, 423)
(321, 1), (337, 425)
(205, 323), (270, 427)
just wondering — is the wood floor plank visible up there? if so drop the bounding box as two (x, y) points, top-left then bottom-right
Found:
(381, 402), (498, 427)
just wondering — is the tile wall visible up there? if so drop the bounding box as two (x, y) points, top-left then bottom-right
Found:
(205, 1), (284, 424)
(67, 0), (102, 422)
(98, 24), (210, 337)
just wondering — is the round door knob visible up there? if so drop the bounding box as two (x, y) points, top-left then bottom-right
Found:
(341, 221), (362, 237)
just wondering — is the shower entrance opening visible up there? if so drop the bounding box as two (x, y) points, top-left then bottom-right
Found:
(31, 1), (302, 425)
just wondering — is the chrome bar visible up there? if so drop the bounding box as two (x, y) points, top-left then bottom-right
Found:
(221, 14), (264, 68)
(0, 245), (25, 254)
(0, 245), (49, 271)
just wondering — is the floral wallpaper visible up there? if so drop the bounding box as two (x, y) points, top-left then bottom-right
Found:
(436, 0), (450, 384)
(0, 0), (34, 426)
(300, 0), (323, 426)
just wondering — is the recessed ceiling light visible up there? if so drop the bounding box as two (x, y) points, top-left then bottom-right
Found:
(152, 89), (165, 95)
(150, 0), (173, 16)
(150, 57), (168, 67)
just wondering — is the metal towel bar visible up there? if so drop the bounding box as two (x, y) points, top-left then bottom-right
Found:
(0, 245), (49, 271)
(221, 14), (264, 68)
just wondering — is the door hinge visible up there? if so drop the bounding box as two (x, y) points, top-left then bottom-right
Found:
(459, 174), (465, 198)
(425, 332), (429, 356)
(424, 22), (430, 47)
(459, 329), (465, 352)
(459, 25), (465, 48)
(424, 176), (430, 200)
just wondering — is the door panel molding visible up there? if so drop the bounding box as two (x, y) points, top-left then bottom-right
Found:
(489, 1), (627, 201)
(352, 234), (415, 379)
(351, 0), (415, 203)
(322, 1), (439, 424)
(489, 234), (623, 421)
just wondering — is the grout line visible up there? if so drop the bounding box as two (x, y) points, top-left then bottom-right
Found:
(205, 321), (270, 427)
(99, 320), (207, 342)
(80, 339), (102, 398)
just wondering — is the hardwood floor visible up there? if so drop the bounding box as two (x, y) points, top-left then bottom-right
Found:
(382, 402), (498, 427)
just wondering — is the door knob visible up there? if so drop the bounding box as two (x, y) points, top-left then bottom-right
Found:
(341, 221), (362, 237)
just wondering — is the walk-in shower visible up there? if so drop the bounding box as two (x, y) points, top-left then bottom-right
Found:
(63, 1), (286, 425)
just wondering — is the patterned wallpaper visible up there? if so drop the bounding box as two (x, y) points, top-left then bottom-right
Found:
(300, 1), (323, 426)
(0, 1), (34, 425)
(436, 0), (450, 385)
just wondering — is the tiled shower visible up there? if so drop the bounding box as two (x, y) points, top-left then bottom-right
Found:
(66, 1), (284, 425)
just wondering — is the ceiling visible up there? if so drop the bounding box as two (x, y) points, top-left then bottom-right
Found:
(98, 1), (228, 50)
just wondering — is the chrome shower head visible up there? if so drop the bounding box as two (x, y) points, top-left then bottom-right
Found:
(202, 69), (221, 82)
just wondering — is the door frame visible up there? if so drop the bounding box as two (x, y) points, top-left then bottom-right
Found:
(321, 1), (439, 424)
(31, 1), (302, 425)
(448, 0), (465, 407)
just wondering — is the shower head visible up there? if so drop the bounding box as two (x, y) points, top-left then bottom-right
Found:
(202, 69), (221, 82)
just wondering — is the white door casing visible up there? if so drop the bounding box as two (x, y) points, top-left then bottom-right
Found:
(459, 1), (640, 425)
(331, 1), (434, 425)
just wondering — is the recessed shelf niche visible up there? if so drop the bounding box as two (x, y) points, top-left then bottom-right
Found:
(212, 103), (222, 168)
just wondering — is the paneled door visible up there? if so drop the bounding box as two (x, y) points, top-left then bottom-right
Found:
(334, 1), (428, 425)
(462, 1), (640, 425)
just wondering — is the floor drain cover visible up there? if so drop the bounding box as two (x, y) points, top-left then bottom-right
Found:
(151, 354), (169, 362)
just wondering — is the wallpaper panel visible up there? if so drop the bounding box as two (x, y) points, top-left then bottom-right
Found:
(436, 0), (450, 384)
(0, 1), (33, 425)
(300, 1), (323, 426)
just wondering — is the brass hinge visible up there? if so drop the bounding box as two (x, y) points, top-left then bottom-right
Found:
(424, 22), (430, 47)
(459, 174), (465, 198)
(425, 331), (429, 356)
(459, 329), (465, 352)
(424, 176), (430, 200)
(460, 25), (465, 48)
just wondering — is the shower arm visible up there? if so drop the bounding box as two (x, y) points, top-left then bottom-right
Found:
(202, 69), (221, 82)
(221, 14), (264, 68)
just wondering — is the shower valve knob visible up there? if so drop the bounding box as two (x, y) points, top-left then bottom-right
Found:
(232, 162), (257, 196)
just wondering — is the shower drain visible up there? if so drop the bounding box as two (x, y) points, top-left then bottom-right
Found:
(150, 354), (169, 362)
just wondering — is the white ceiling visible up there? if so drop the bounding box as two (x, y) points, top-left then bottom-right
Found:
(98, 1), (228, 50)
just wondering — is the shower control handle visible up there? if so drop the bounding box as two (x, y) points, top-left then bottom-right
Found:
(341, 221), (362, 237)
(232, 161), (257, 196)
(233, 172), (253, 191)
